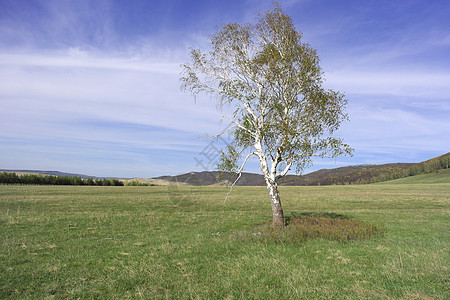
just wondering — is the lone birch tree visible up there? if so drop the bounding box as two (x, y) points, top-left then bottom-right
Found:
(181, 3), (352, 226)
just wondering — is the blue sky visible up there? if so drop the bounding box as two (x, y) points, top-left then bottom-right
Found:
(0, 0), (449, 178)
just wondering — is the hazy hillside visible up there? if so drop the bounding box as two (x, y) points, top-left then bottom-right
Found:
(152, 163), (416, 186)
(154, 171), (265, 186)
(278, 163), (414, 186)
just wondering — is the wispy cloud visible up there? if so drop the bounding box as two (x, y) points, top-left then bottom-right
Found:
(0, 49), (226, 176)
(0, 0), (116, 50)
(325, 69), (450, 99)
(0, 50), (221, 130)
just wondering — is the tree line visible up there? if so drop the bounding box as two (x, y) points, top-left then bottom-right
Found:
(0, 172), (124, 186)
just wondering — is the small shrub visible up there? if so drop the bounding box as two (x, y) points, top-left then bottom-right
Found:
(232, 213), (384, 244)
(125, 181), (156, 186)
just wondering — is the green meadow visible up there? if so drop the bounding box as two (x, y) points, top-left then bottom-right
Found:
(1, 182), (449, 299)
(377, 168), (450, 185)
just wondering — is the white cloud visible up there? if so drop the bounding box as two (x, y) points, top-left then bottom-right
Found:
(0, 49), (228, 177)
(338, 103), (450, 160)
(324, 69), (450, 99)
(1, 47), (448, 176)
(0, 51), (222, 132)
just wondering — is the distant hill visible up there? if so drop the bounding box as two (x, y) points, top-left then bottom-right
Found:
(152, 152), (449, 186)
(279, 163), (415, 186)
(152, 163), (415, 186)
(154, 171), (265, 186)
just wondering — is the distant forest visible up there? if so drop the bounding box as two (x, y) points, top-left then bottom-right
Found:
(0, 172), (125, 186)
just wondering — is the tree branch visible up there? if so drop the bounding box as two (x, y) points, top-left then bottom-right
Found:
(224, 151), (257, 202)
(222, 113), (256, 136)
(206, 124), (236, 140)
(276, 159), (293, 180)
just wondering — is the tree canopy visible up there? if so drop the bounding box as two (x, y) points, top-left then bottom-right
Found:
(181, 3), (352, 226)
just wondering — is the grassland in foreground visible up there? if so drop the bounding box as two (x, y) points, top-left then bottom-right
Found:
(0, 183), (449, 299)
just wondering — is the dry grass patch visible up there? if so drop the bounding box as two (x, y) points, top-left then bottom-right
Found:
(232, 213), (385, 244)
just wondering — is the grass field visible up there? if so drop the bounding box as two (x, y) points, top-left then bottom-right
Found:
(1, 183), (449, 299)
(377, 168), (450, 185)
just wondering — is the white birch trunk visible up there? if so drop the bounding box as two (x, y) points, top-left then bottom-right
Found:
(255, 140), (285, 226)
(265, 176), (284, 226)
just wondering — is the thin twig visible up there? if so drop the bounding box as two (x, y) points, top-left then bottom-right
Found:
(224, 172), (241, 203)
(224, 151), (256, 202)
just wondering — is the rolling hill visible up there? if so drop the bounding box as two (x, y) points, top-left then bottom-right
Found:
(152, 163), (415, 186)
(152, 152), (449, 186)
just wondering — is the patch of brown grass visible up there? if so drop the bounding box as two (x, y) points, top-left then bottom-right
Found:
(232, 214), (385, 244)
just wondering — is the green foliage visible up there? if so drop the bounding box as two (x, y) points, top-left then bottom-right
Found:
(0, 172), (124, 186)
(217, 145), (240, 181)
(124, 180), (155, 186)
